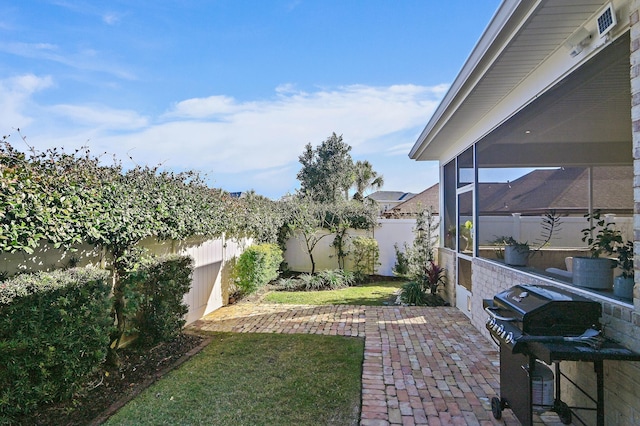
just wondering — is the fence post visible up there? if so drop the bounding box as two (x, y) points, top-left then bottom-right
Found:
(512, 213), (522, 241)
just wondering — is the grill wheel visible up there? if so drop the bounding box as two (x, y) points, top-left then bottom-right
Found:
(491, 397), (503, 419)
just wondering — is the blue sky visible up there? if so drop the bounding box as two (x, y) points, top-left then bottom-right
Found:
(0, 1), (500, 199)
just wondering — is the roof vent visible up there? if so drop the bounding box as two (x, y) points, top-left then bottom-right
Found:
(596, 3), (617, 38)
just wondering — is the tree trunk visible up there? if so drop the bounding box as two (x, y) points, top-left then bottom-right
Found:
(309, 252), (316, 275)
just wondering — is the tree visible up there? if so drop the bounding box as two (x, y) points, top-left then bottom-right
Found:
(282, 196), (378, 274)
(352, 160), (384, 201)
(283, 197), (334, 274)
(296, 133), (355, 203)
(395, 207), (446, 306)
(327, 200), (378, 270)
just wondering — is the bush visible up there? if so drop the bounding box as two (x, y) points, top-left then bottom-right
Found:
(352, 237), (380, 275)
(293, 269), (355, 291)
(392, 243), (410, 276)
(273, 276), (304, 291)
(399, 281), (429, 306)
(124, 255), (193, 347)
(221, 256), (238, 303)
(317, 269), (351, 290)
(298, 273), (323, 290)
(235, 243), (283, 294)
(0, 268), (112, 420)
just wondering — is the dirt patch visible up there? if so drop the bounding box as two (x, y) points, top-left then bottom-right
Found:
(14, 333), (206, 426)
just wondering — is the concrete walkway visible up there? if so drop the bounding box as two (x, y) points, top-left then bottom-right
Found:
(187, 304), (562, 426)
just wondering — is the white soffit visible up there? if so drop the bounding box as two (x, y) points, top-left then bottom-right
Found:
(410, 0), (619, 162)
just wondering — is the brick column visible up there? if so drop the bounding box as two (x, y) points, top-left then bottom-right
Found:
(631, 0), (640, 308)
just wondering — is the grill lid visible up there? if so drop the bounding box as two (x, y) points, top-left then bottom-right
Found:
(493, 284), (602, 336)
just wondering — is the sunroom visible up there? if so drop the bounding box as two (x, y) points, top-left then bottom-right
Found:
(411, 0), (633, 313)
(410, 1), (639, 423)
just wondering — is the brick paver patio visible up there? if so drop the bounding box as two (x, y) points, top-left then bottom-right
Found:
(188, 303), (563, 426)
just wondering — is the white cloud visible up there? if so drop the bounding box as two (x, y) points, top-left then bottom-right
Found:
(385, 142), (417, 156)
(0, 42), (136, 80)
(0, 74), (53, 129)
(50, 104), (149, 130)
(2, 81), (446, 196)
(166, 95), (248, 119)
(102, 13), (120, 25)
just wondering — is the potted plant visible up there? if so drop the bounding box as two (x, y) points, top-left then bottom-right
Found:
(614, 240), (634, 299)
(573, 211), (621, 290)
(492, 236), (530, 266)
(493, 210), (562, 267)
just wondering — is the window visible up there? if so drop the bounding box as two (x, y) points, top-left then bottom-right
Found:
(440, 32), (633, 300)
(457, 146), (474, 188)
(443, 160), (456, 249)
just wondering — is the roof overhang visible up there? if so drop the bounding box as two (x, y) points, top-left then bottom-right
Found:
(409, 0), (632, 164)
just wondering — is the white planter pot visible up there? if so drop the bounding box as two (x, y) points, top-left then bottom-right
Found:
(504, 245), (529, 266)
(572, 257), (615, 290)
(613, 276), (634, 300)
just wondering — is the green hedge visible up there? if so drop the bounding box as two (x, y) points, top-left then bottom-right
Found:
(235, 243), (283, 294)
(0, 268), (112, 420)
(124, 255), (193, 347)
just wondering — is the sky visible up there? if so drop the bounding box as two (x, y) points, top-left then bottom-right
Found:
(0, 1), (501, 199)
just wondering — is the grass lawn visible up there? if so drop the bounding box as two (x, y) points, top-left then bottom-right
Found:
(262, 280), (404, 306)
(104, 332), (364, 426)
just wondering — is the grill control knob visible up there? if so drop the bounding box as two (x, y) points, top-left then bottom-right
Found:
(504, 332), (514, 344)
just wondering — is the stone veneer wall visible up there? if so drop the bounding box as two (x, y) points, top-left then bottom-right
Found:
(632, 0), (640, 309)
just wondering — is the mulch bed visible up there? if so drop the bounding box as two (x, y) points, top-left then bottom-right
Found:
(13, 333), (208, 426)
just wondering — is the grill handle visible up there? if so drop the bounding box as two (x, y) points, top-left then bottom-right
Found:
(484, 306), (518, 322)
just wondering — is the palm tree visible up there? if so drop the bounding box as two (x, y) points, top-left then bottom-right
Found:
(352, 160), (384, 201)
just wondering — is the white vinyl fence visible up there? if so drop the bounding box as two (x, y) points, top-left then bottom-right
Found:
(284, 218), (422, 276)
(143, 236), (247, 324)
(477, 214), (633, 247)
(0, 235), (247, 325)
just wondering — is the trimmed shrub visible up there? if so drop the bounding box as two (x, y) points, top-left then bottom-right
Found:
(0, 268), (112, 420)
(235, 243), (283, 294)
(124, 255), (193, 347)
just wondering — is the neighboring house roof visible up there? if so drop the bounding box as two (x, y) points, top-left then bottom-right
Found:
(383, 184), (439, 217)
(366, 191), (416, 202)
(478, 167), (633, 215)
(385, 167), (633, 218)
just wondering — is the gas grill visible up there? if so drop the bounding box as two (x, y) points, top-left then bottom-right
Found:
(484, 284), (640, 426)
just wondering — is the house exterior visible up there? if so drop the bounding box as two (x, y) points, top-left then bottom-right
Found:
(410, 1), (640, 423)
(382, 184), (440, 218)
(365, 190), (416, 215)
